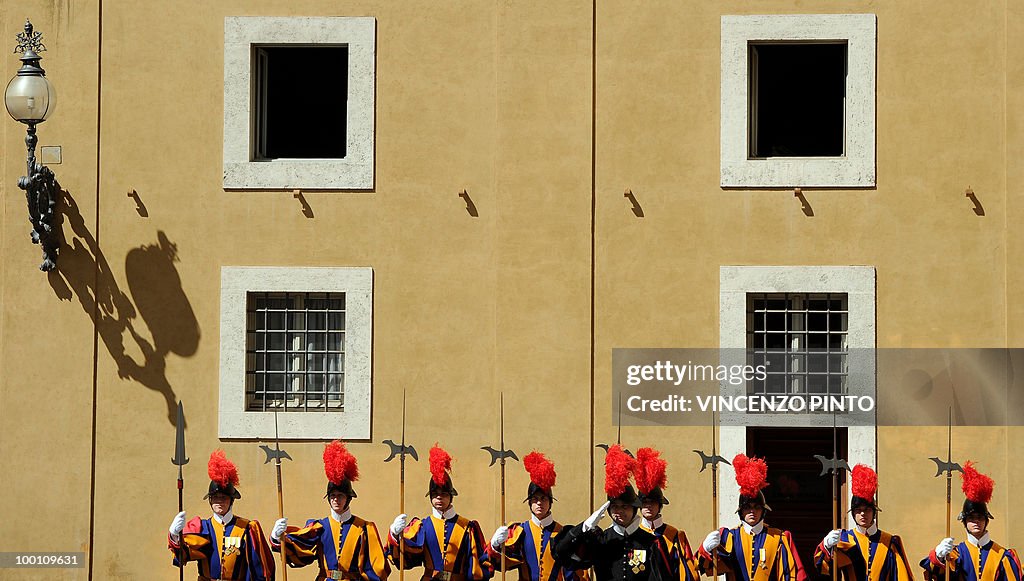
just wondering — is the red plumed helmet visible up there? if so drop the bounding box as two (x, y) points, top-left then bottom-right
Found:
(634, 448), (668, 495)
(733, 453), (769, 498)
(851, 464), (878, 501)
(524, 451), (557, 492)
(850, 464), (879, 511)
(429, 445), (452, 486)
(205, 450), (241, 500)
(323, 440), (360, 498)
(959, 461), (995, 520)
(426, 444), (458, 497)
(961, 461), (994, 504)
(208, 450), (240, 487)
(605, 444), (637, 497)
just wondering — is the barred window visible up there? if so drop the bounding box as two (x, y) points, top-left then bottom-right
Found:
(746, 293), (848, 397)
(246, 292), (345, 411)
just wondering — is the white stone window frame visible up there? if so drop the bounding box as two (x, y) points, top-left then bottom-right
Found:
(219, 267), (373, 440)
(717, 266), (876, 527)
(223, 17), (376, 190)
(721, 14), (876, 188)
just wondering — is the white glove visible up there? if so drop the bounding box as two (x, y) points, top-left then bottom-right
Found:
(936, 538), (955, 560)
(491, 525), (509, 549)
(583, 501), (610, 532)
(702, 530), (721, 553)
(391, 514), (408, 539)
(272, 517), (288, 541)
(824, 529), (842, 550)
(169, 511), (187, 539)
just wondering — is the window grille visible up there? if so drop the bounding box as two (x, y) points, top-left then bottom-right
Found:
(746, 293), (848, 397)
(246, 292), (345, 411)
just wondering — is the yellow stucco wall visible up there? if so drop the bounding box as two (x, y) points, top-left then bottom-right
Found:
(1, 1), (1022, 579)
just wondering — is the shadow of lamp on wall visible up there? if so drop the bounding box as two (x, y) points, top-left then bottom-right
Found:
(5, 19), (60, 271)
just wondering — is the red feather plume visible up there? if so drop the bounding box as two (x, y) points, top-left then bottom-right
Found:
(851, 464), (877, 501)
(429, 444), (452, 486)
(961, 461), (994, 504)
(605, 444), (637, 497)
(323, 440), (359, 485)
(208, 450), (239, 488)
(523, 451), (557, 491)
(733, 454), (768, 498)
(634, 447), (668, 495)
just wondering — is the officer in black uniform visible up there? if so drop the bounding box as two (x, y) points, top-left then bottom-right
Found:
(554, 445), (669, 581)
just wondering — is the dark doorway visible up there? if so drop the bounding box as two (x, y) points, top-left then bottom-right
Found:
(747, 427), (848, 573)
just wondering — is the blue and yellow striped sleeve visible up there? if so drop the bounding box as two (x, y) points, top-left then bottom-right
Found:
(697, 527), (737, 578)
(774, 530), (807, 581)
(275, 519), (324, 568)
(360, 520), (391, 581)
(243, 519), (276, 581)
(387, 517), (426, 569)
(1000, 548), (1022, 581)
(677, 530), (700, 581)
(463, 519), (494, 581)
(488, 523), (528, 571)
(170, 517), (212, 567)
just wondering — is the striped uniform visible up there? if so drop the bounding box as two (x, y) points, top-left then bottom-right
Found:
(642, 520), (698, 581)
(813, 529), (914, 581)
(273, 514), (390, 581)
(169, 515), (275, 580)
(388, 514), (494, 581)
(921, 540), (1022, 581)
(488, 518), (590, 581)
(698, 525), (806, 581)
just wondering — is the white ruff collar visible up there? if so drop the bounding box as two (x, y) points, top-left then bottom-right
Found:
(531, 513), (554, 528)
(642, 516), (664, 531)
(213, 511), (234, 525)
(432, 507), (456, 520)
(742, 521), (764, 536)
(968, 532), (991, 547)
(612, 514), (642, 537)
(332, 509), (352, 523)
(854, 523), (878, 536)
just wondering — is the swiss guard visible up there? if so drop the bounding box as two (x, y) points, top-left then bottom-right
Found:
(813, 464), (914, 581)
(635, 447), (699, 581)
(387, 445), (493, 581)
(553, 444), (671, 581)
(271, 440), (390, 581)
(921, 462), (1022, 581)
(487, 451), (589, 581)
(168, 450), (276, 580)
(697, 454), (805, 581)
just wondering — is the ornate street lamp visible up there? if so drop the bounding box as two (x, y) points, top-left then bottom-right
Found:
(5, 19), (59, 271)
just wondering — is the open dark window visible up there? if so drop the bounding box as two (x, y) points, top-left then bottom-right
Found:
(253, 46), (349, 160)
(749, 43), (847, 158)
